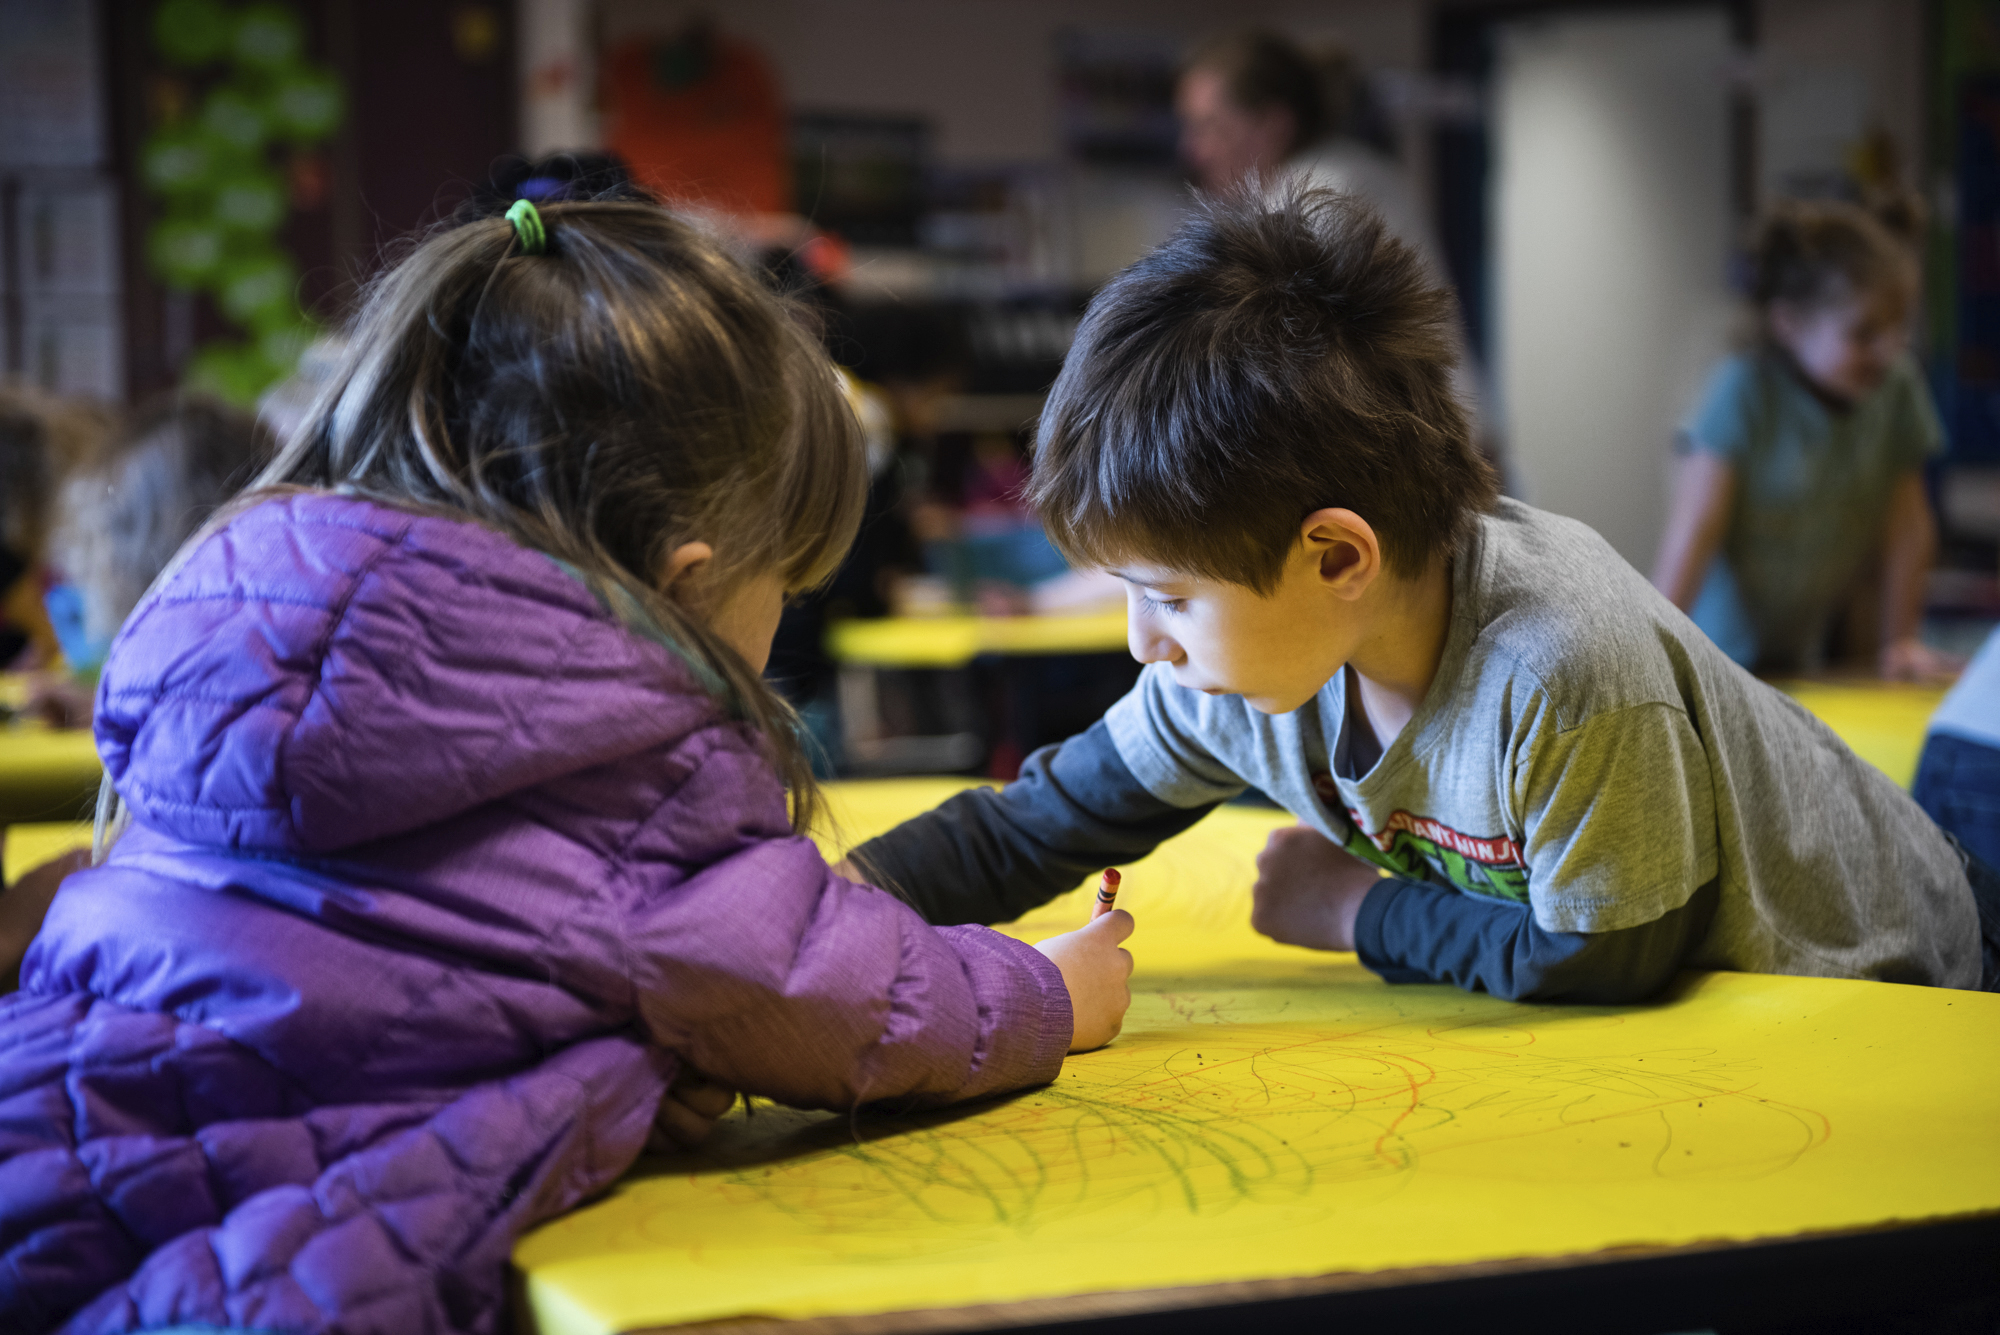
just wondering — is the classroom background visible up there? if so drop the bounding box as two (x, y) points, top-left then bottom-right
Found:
(5, 6), (2000, 1334)
(0, 0), (1992, 778)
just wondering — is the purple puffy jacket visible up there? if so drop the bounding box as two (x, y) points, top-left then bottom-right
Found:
(0, 494), (1071, 1334)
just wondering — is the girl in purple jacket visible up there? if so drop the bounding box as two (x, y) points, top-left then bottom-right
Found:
(0, 199), (1133, 1334)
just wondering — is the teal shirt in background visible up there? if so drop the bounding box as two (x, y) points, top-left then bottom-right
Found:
(1680, 350), (1942, 671)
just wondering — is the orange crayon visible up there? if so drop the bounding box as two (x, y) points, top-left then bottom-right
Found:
(1092, 867), (1121, 919)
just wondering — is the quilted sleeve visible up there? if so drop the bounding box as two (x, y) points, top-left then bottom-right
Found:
(612, 734), (1073, 1111)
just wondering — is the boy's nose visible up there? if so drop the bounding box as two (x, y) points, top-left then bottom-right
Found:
(1127, 615), (1182, 667)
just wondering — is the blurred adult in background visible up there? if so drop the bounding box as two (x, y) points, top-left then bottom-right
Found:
(1651, 199), (1952, 680)
(0, 390), (109, 671)
(34, 396), (270, 726)
(1176, 30), (1491, 463)
(1177, 29), (1444, 280)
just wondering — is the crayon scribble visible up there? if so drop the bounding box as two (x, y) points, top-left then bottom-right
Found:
(650, 981), (1829, 1250)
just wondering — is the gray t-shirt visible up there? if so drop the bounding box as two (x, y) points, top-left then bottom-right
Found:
(1105, 499), (1981, 987)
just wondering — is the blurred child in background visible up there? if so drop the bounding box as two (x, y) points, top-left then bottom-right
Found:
(1652, 200), (1953, 678)
(33, 396), (270, 726)
(0, 391), (111, 989)
(914, 429), (1072, 615)
(0, 389), (107, 672)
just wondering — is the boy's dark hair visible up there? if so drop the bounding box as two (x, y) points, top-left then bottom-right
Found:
(1184, 30), (1324, 158)
(1030, 186), (1495, 590)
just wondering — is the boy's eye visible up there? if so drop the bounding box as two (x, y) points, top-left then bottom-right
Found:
(1139, 594), (1185, 615)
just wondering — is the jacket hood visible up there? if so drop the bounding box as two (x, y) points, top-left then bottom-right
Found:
(96, 493), (725, 854)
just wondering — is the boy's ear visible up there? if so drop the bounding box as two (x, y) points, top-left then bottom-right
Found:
(1300, 508), (1381, 601)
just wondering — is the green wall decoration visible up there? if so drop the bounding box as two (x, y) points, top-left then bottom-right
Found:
(144, 0), (344, 405)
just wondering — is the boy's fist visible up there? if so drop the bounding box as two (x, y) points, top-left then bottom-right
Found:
(1249, 825), (1381, 952)
(1035, 909), (1134, 1052)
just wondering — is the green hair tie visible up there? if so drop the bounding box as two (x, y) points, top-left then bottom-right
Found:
(505, 198), (547, 255)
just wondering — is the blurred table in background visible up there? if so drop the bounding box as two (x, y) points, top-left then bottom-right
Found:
(826, 611), (1133, 778)
(827, 609), (1127, 668)
(0, 675), (102, 827)
(3, 820), (92, 881)
(820, 617), (1954, 787)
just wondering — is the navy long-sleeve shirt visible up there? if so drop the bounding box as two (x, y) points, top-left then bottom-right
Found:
(853, 721), (1715, 1003)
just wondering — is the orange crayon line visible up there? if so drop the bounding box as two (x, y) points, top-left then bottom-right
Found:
(1092, 867), (1121, 919)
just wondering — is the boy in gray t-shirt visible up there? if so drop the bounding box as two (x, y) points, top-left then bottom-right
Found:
(848, 188), (1997, 1000)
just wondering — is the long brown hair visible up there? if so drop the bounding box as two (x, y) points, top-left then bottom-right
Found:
(250, 200), (866, 832)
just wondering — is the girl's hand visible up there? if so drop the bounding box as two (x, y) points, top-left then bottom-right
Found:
(647, 1068), (739, 1151)
(1035, 909), (1134, 1053)
(1879, 636), (1964, 684)
(1249, 825), (1381, 952)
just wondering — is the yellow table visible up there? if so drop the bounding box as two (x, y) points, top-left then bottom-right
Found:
(514, 778), (2000, 1335)
(826, 611), (1128, 669)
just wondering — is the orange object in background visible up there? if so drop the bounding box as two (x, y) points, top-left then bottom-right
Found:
(603, 23), (790, 216)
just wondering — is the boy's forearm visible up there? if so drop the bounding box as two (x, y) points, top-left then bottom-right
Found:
(848, 719), (1219, 925)
(1354, 876), (1720, 1003)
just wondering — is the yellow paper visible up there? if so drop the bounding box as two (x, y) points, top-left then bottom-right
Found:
(517, 779), (2000, 1335)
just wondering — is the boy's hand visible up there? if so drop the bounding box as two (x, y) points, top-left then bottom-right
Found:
(1035, 909), (1134, 1052)
(1250, 825), (1381, 952)
(647, 1068), (738, 1151)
